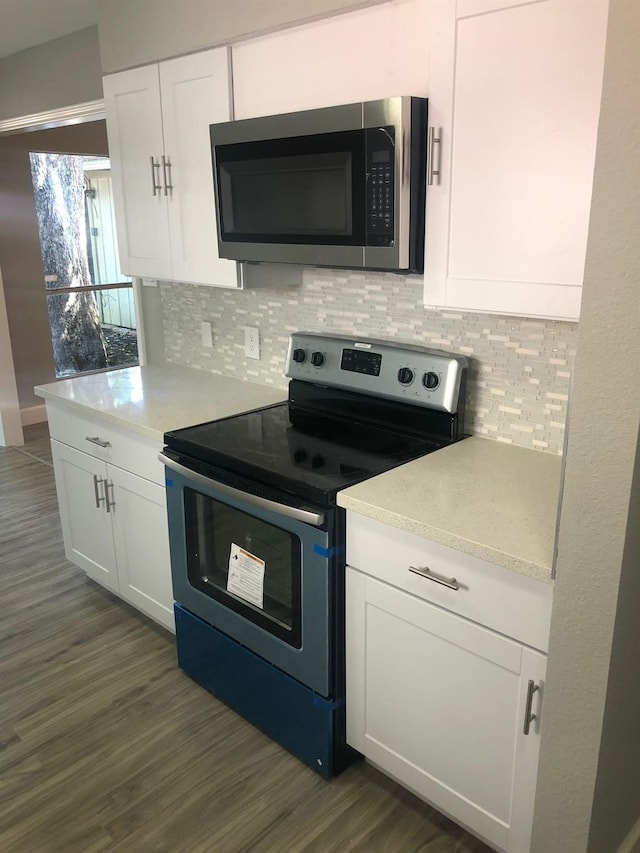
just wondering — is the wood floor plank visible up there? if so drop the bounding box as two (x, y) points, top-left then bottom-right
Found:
(0, 427), (493, 853)
(11, 421), (54, 467)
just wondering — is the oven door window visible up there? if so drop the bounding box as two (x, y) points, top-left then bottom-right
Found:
(184, 488), (302, 648)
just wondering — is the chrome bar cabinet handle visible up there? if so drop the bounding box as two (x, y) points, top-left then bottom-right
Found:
(92, 474), (106, 509)
(523, 680), (540, 735)
(150, 156), (162, 196)
(162, 155), (173, 196)
(105, 481), (115, 514)
(86, 436), (110, 448)
(409, 565), (459, 591)
(427, 126), (442, 186)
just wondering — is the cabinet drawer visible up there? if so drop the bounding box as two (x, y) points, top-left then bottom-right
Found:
(47, 404), (164, 486)
(346, 512), (552, 652)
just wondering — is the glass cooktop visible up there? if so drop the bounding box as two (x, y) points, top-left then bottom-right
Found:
(164, 400), (449, 506)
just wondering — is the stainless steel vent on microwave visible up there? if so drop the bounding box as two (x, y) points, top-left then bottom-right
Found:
(209, 97), (428, 273)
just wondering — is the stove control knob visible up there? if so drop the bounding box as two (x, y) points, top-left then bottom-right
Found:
(292, 348), (307, 364)
(423, 371), (440, 390)
(311, 351), (325, 368)
(311, 454), (324, 469)
(397, 367), (414, 385)
(292, 448), (307, 464)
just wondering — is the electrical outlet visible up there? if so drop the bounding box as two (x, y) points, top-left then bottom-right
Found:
(244, 326), (260, 360)
(201, 321), (213, 348)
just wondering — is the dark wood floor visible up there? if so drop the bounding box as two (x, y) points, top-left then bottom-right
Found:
(0, 423), (492, 853)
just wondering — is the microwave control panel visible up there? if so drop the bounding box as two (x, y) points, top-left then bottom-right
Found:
(366, 126), (395, 247)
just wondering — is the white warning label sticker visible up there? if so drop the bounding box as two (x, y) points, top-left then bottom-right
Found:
(227, 543), (265, 608)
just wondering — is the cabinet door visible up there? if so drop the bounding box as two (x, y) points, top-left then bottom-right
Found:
(51, 440), (118, 593)
(423, 0), (608, 320)
(103, 64), (173, 279)
(346, 568), (545, 853)
(159, 48), (240, 288)
(232, 0), (429, 119)
(108, 466), (174, 632)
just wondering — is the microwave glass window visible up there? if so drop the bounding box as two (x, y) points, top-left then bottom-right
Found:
(220, 152), (352, 236)
(183, 488), (302, 647)
(214, 128), (367, 245)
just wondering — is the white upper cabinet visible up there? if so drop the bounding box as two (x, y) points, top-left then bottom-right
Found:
(231, 0), (430, 119)
(423, 0), (609, 320)
(103, 47), (240, 288)
(103, 64), (171, 280)
(158, 50), (238, 287)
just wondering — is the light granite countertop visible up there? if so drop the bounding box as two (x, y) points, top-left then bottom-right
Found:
(337, 436), (563, 582)
(34, 365), (286, 442)
(36, 368), (561, 581)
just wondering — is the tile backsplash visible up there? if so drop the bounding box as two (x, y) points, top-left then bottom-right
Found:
(160, 268), (578, 454)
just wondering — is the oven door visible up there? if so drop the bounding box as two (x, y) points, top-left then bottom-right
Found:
(161, 452), (337, 698)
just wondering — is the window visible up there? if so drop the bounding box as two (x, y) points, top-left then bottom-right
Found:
(29, 152), (138, 378)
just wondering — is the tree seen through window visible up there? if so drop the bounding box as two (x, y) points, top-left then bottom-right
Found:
(29, 152), (138, 378)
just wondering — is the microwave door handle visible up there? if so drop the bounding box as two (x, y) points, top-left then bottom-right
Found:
(158, 452), (325, 528)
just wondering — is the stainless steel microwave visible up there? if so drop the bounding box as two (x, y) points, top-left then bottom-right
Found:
(209, 97), (428, 273)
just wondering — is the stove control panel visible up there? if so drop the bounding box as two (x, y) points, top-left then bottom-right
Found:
(285, 332), (468, 414)
(341, 348), (382, 376)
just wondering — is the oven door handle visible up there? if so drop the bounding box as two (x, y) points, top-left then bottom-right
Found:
(159, 452), (325, 528)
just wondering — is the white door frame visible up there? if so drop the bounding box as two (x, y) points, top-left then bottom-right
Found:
(0, 265), (24, 446)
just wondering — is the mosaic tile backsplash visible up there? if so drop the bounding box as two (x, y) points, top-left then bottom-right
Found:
(160, 268), (578, 454)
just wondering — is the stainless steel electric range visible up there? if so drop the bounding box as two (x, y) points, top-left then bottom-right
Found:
(160, 333), (468, 778)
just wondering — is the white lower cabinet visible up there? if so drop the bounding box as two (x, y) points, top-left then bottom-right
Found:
(49, 408), (174, 632)
(345, 514), (551, 853)
(108, 465), (173, 629)
(51, 441), (119, 593)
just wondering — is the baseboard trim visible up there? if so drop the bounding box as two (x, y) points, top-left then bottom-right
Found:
(617, 815), (640, 853)
(21, 405), (47, 426)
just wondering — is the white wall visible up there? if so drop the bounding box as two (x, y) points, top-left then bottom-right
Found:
(531, 1), (640, 850)
(0, 27), (103, 123)
(590, 444), (640, 852)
